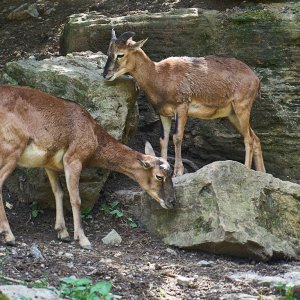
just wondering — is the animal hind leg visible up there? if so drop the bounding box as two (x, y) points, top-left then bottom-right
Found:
(228, 112), (254, 169)
(250, 128), (265, 172)
(45, 168), (70, 242)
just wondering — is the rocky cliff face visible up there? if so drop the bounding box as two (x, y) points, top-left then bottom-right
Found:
(0, 52), (138, 209)
(60, 4), (300, 180)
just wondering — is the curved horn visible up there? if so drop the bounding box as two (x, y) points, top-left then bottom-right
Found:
(118, 31), (136, 43)
(111, 28), (117, 41)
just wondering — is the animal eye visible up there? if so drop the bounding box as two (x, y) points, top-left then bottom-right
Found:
(117, 54), (124, 59)
(156, 175), (164, 181)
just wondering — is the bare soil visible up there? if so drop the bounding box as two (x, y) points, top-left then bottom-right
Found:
(0, 1), (298, 299)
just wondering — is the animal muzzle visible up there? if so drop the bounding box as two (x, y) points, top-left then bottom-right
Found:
(164, 194), (176, 209)
(102, 57), (115, 80)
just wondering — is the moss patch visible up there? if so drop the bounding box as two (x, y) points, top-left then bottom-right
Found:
(194, 216), (213, 235)
(229, 9), (278, 24)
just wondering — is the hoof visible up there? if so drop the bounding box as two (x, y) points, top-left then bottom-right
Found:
(6, 240), (16, 247)
(59, 235), (71, 243)
(81, 243), (92, 250)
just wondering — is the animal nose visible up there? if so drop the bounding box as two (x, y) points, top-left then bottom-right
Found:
(169, 195), (176, 208)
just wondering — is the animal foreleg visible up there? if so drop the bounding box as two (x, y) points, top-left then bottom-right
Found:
(64, 158), (91, 249)
(0, 157), (20, 245)
(45, 168), (70, 242)
(160, 115), (172, 160)
(173, 104), (188, 177)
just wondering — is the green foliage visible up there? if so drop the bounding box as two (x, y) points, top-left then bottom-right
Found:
(29, 278), (49, 288)
(229, 9), (278, 24)
(101, 200), (138, 229)
(81, 207), (93, 220)
(17, 296), (32, 300)
(30, 201), (43, 218)
(159, 288), (166, 297)
(126, 217), (138, 229)
(0, 293), (10, 300)
(274, 282), (296, 300)
(59, 277), (113, 300)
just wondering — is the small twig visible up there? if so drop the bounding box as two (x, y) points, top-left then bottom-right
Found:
(160, 270), (176, 278)
(25, 214), (32, 225)
(0, 275), (25, 285)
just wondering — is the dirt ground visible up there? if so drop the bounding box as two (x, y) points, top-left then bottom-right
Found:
(0, 1), (299, 299)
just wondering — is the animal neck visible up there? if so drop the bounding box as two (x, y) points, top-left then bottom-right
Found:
(88, 125), (143, 181)
(130, 50), (157, 91)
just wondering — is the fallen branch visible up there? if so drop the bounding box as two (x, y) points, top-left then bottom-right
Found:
(0, 275), (25, 285)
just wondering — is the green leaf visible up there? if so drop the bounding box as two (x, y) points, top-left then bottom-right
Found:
(110, 200), (119, 208)
(91, 281), (112, 295)
(73, 278), (92, 286)
(129, 222), (138, 228)
(110, 209), (124, 218)
(61, 277), (78, 284)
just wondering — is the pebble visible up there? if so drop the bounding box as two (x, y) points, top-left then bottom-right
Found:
(30, 244), (45, 261)
(176, 275), (196, 288)
(65, 253), (74, 259)
(166, 248), (177, 256)
(102, 229), (122, 246)
(197, 260), (215, 267)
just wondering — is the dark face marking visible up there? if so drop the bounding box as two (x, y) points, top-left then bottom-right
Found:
(158, 176), (176, 209)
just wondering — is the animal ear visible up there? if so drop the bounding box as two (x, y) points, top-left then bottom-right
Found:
(118, 31), (136, 43)
(111, 28), (117, 41)
(138, 159), (153, 169)
(145, 141), (156, 156)
(131, 38), (148, 49)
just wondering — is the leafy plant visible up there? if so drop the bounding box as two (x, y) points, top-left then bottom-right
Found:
(101, 200), (138, 228)
(59, 277), (113, 300)
(81, 207), (93, 220)
(126, 217), (138, 228)
(159, 288), (166, 297)
(29, 278), (49, 288)
(30, 201), (43, 218)
(274, 282), (296, 300)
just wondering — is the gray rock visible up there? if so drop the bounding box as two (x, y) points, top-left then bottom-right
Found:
(65, 252), (74, 259)
(0, 285), (62, 300)
(1, 51), (138, 209)
(176, 275), (195, 288)
(128, 161), (300, 261)
(166, 248), (177, 256)
(60, 5), (300, 180)
(220, 294), (260, 300)
(228, 268), (300, 298)
(102, 229), (122, 246)
(30, 244), (45, 261)
(197, 260), (215, 267)
(7, 3), (39, 20)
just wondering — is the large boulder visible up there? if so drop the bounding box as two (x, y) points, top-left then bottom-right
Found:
(0, 285), (62, 300)
(60, 5), (300, 180)
(0, 52), (138, 209)
(116, 161), (300, 261)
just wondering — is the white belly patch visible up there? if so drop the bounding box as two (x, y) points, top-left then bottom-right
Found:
(18, 143), (64, 170)
(188, 102), (232, 119)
